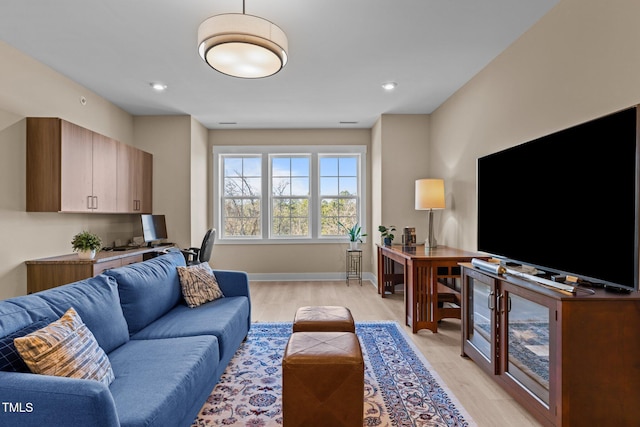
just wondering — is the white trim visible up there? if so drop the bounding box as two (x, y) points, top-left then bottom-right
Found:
(247, 271), (377, 284)
(213, 145), (367, 244)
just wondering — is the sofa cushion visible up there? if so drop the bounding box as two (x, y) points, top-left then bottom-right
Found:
(0, 275), (128, 354)
(177, 262), (224, 308)
(14, 308), (115, 386)
(0, 319), (50, 372)
(108, 336), (219, 427)
(104, 251), (186, 335)
(131, 296), (250, 369)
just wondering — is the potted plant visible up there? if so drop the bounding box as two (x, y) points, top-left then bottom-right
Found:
(378, 225), (396, 246)
(338, 221), (367, 250)
(71, 230), (102, 260)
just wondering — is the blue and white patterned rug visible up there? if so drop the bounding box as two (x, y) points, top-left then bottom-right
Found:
(191, 321), (475, 426)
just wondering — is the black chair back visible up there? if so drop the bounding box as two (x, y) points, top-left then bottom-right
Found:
(198, 228), (215, 264)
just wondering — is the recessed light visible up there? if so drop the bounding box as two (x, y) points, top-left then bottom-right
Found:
(150, 82), (167, 92)
(382, 82), (397, 91)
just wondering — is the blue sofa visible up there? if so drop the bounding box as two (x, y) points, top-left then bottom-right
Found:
(0, 251), (251, 427)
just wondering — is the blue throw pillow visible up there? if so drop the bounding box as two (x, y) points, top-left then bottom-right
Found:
(0, 320), (50, 372)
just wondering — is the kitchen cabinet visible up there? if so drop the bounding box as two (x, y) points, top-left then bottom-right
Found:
(27, 117), (151, 213)
(116, 141), (153, 213)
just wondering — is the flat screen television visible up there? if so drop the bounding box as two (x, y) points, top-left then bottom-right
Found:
(477, 107), (639, 292)
(141, 214), (168, 246)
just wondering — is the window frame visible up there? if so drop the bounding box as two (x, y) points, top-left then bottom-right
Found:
(213, 145), (367, 244)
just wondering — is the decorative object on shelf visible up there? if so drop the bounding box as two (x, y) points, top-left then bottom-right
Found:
(197, 0), (288, 79)
(71, 230), (102, 260)
(338, 221), (367, 250)
(415, 178), (446, 249)
(378, 225), (396, 246)
(402, 227), (416, 250)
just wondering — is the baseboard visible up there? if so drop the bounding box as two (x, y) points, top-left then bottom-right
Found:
(248, 271), (377, 285)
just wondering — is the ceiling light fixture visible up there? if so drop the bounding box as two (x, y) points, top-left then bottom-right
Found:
(382, 82), (398, 91)
(197, 0), (288, 79)
(150, 82), (167, 92)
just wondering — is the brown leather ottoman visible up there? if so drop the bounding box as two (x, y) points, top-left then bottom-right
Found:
(282, 332), (364, 427)
(292, 305), (355, 333)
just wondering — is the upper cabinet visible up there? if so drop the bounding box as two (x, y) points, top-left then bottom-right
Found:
(26, 118), (152, 213)
(116, 142), (153, 213)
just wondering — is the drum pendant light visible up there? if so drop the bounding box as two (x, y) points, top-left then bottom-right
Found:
(197, 0), (288, 79)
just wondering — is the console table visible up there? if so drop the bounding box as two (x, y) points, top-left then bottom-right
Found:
(460, 263), (640, 426)
(377, 245), (488, 333)
(26, 246), (174, 294)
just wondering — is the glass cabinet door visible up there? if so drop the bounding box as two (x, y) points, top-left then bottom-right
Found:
(464, 273), (496, 369)
(501, 286), (551, 407)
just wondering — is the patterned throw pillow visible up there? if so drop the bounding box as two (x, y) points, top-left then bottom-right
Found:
(13, 307), (115, 386)
(177, 263), (224, 308)
(0, 320), (50, 372)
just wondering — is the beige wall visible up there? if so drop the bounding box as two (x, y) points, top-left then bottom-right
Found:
(190, 118), (210, 245)
(209, 128), (373, 276)
(430, 0), (640, 252)
(0, 41), (137, 299)
(371, 115), (430, 269)
(5, 0), (638, 297)
(133, 116), (193, 249)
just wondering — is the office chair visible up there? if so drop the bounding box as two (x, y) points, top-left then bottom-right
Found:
(181, 228), (215, 266)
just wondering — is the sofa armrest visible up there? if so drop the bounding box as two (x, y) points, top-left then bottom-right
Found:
(0, 372), (120, 427)
(213, 269), (250, 298)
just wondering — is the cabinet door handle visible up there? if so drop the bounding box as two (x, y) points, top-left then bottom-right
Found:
(497, 293), (504, 313)
(93, 196), (98, 210)
(87, 196), (92, 209)
(507, 296), (512, 313)
(488, 291), (495, 310)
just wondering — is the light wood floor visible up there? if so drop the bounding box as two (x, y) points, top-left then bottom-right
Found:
(250, 279), (543, 427)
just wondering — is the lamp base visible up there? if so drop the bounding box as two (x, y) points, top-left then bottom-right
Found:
(424, 238), (437, 250)
(425, 209), (437, 249)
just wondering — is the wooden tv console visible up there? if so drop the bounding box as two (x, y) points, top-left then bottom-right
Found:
(460, 263), (640, 427)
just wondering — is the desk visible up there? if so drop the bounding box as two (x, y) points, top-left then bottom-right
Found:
(377, 245), (488, 333)
(26, 246), (174, 294)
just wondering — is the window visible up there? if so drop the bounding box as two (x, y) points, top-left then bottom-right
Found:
(319, 156), (359, 236)
(221, 156), (261, 237)
(214, 146), (366, 243)
(271, 156), (310, 238)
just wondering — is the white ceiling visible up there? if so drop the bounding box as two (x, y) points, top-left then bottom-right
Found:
(0, 0), (558, 129)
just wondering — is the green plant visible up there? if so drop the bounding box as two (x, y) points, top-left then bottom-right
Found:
(71, 230), (102, 252)
(338, 221), (367, 242)
(378, 225), (396, 242)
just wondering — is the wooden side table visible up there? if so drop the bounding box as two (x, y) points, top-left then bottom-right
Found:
(377, 244), (488, 333)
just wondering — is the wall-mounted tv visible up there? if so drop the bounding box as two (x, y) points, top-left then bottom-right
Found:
(477, 106), (639, 292)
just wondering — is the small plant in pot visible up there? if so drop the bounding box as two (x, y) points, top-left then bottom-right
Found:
(378, 225), (396, 246)
(338, 221), (367, 250)
(71, 230), (102, 260)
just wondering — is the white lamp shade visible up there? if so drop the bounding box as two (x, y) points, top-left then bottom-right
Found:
(415, 179), (446, 210)
(198, 13), (288, 79)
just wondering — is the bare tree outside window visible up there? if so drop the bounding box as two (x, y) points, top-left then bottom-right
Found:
(319, 156), (359, 236)
(215, 147), (365, 242)
(271, 156), (310, 237)
(222, 156), (261, 237)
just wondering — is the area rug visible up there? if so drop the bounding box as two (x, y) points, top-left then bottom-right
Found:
(191, 321), (475, 427)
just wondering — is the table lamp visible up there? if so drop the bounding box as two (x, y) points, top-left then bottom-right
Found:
(415, 178), (445, 249)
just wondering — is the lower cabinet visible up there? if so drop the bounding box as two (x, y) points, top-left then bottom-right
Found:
(461, 264), (640, 427)
(26, 250), (157, 294)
